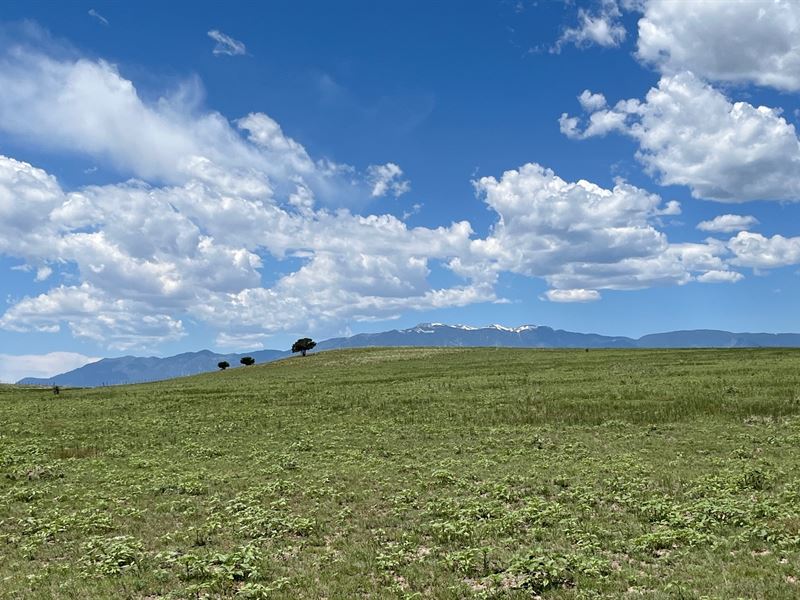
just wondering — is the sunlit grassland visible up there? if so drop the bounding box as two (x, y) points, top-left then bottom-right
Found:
(1, 347), (800, 599)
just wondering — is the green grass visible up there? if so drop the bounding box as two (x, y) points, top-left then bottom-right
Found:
(2, 347), (800, 599)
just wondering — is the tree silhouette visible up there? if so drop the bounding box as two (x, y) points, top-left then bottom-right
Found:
(218, 361), (230, 370)
(240, 356), (255, 366)
(291, 338), (317, 357)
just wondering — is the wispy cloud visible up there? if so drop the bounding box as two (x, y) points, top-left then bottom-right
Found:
(0, 352), (99, 383)
(553, 0), (625, 53)
(207, 29), (246, 56)
(88, 9), (109, 26)
(543, 289), (601, 303)
(402, 203), (423, 221)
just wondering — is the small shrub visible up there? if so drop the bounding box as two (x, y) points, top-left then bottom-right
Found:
(500, 553), (575, 593)
(81, 535), (144, 576)
(738, 466), (771, 491)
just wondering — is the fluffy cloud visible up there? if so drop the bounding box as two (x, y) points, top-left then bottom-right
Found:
(696, 270), (744, 284)
(561, 72), (800, 202)
(555, 0), (626, 51)
(0, 34), (757, 350)
(0, 153), (488, 348)
(0, 42), (399, 204)
(0, 352), (99, 384)
(465, 163), (735, 301)
(2, 154), (751, 345)
(544, 289), (601, 303)
(0, 283), (187, 349)
(697, 214), (759, 233)
(366, 163), (410, 198)
(198, 255), (493, 337)
(727, 232), (800, 269)
(0, 156), (65, 258)
(578, 90), (607, 112)
(637, 0), (800, 91)
(3, 151), (745, 347)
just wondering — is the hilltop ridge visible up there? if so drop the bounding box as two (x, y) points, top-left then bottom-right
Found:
(18, 323), (800, 386)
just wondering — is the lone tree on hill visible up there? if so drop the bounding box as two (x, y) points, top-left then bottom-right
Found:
(218, 361), (230, 371)
(292, 338), (316, 357)
(240, 356), (255, 366)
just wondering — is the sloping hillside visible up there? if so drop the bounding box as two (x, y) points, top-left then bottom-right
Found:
(2, 347), (800, 598)
(17, 323), (800, 387)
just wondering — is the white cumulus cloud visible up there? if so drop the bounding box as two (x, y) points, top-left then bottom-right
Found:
(560, 72), (800, 202)
(637, 0), (800, 91)
(696, 270), (744, 284)
(728, 232), (800, 269)
(697, 215), (759, 233)
(0, 31), (761, 351)
(578, 90), (607, 112)
(462, 163), (733, 301)
(0, 153), (488, 349)
(366, 163), (410, 198)
(0, 41), (403, 206)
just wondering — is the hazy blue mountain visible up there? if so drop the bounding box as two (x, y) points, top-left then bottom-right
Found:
(18, 349), (287, 387)
(316, 323), (636, 350)
(17, 323), (800, 387)
(636, 329), (800, 348)
(318, 323), (800, 350)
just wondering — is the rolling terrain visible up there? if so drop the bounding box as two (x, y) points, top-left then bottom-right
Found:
(2, 347), (800, 598)
(17, 323), (800, 386)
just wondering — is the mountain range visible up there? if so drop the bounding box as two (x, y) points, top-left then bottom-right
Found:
(17, 323), (800, 387)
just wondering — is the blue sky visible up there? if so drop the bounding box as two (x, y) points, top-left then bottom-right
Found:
(1, 1), (800, 380)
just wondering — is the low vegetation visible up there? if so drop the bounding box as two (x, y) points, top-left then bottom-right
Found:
(1, 347), (800, 598)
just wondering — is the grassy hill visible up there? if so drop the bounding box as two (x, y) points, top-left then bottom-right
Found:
(1, 347), (800, 598)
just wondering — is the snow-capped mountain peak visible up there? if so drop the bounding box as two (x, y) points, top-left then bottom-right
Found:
(412, 322), (537, 333)
(486, 324), (539, 333)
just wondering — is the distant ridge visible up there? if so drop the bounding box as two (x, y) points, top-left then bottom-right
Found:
(314, 323), (637, 350)
(17, 323), (800, 387)
(635, 329), (800, 348)
(18, 349), (286, 387)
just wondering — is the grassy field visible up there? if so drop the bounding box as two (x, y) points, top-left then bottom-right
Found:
(2, 347), (800, 599)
